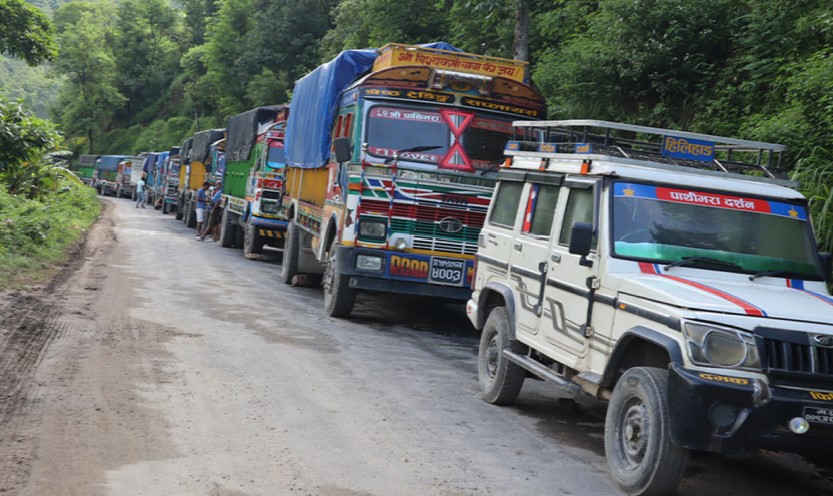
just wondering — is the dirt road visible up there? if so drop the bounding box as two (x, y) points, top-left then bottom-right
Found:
(0, 198), (831, 496)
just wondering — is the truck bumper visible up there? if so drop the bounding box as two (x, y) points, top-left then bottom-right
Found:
(668, 363), (833, 455)
(248, 216), (287, 231)
(336, 246), (473, 300)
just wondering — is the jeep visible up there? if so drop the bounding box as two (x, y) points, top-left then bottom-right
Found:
(467, 120), (833, 495)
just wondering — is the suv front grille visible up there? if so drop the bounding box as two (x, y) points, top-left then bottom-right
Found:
(761, 335), (833, 388)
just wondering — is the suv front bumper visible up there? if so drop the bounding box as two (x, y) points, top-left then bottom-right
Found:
(668, 363), (833, 455)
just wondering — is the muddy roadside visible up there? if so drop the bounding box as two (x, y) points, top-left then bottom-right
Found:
(0, 202), (176, 495)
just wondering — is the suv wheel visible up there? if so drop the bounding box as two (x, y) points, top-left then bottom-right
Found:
(478, 306), (526, 405)
(605, 367), (688, 496)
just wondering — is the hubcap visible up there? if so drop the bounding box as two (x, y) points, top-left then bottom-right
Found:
(620, 398), (648, 468)
(486, 333), (500, 378)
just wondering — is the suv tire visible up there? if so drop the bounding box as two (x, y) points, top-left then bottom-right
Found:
(605, 367), (688, 496)
(478, 306), (526, 405)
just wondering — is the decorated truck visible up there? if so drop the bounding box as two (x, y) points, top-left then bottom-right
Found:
(78, 155), (99, 186)
(178, 129), (224, 226)
(115, 158), (135, 199)
(219, 106), (289, 256)
(161, 146), (181, 214)
(129, 154), (147, 199)
(280, 42), (546, 317)
(95, 155), (128, 196)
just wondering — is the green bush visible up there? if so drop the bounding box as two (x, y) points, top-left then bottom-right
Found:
(0, 176), (99, 287)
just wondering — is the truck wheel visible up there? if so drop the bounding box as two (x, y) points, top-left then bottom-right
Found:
(323, 238), (356, 318)
(478, 306), (526, 405)
(175, 201), (183, 220)
(605, 367), (688, 496)
(219, 208), (236, 248)
(243, 224), (264, 255)
(187, 204), (196, 228)
(281, 222), (299, 284)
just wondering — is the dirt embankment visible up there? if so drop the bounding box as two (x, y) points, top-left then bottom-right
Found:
(0, 203), (117, 491)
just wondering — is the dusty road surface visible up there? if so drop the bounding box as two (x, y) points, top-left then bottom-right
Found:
(0, 197), (832, 496)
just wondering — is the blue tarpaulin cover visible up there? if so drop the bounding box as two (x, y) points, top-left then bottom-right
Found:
(143, 153), (157, 173)
(98, 155), (128, 171)
(285, 42), (461, 169)
(155, 151), (169, 172)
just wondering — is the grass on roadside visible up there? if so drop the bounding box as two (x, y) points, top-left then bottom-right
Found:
(0, 178), (100, 290)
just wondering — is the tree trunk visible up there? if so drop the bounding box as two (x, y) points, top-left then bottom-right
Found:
(513, 0), (530, 62)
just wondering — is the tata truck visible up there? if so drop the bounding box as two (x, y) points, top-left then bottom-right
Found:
(280, 42), (546, 317)
(179, 129), (224, 226)
(96, 155), (128, 196)
(115, 158), (135, 199)
(219, 105), (289, 257)
(78, 155), (99, 186)
(161, 146), (181, 214)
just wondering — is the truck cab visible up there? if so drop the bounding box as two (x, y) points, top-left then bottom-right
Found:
(468, 120), (833, 495)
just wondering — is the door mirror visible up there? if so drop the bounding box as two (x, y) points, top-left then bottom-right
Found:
(334, 137), (351, 164)
(569, 222), (593, 256)
(820, 252), (832, 283)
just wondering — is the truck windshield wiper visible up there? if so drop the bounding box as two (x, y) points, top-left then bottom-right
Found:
(748, 269), (796, 281)
(384, 145), (443, 163)
(664, 257), (742, 271)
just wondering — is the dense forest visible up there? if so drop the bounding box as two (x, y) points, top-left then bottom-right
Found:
(3, 0), (833, 251)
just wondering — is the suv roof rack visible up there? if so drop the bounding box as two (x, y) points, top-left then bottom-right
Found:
(511, 119), (788, 180)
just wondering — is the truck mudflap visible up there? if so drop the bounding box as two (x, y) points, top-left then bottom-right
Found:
(335, 246), (474, 300)
(667, 363), (833, 456)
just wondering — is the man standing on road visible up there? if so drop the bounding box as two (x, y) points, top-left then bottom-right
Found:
(135, 176), (146, 208)
(195, 181), (210, 237)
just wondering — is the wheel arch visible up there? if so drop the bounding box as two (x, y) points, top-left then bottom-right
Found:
(475, 282), (517, 338)
(601, 326), (684, 388)
(320, 213), (340, 260)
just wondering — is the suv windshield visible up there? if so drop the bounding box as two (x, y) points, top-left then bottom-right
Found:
(611, 182), (821, 278)
(365, 104), (513, 171)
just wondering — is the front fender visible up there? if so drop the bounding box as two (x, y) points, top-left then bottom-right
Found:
(476, 282), (517, 339)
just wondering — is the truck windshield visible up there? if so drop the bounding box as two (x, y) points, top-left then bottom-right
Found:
(365, 104), (513, 171)
(266, 142), (286, 170)
(611, 182), (822, 279)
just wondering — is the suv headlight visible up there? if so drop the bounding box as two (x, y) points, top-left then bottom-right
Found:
(683, 322), (761, 369)
(359, 220), (387, 239)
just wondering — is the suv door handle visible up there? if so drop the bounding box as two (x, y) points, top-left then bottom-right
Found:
(514, 242), (523, 252)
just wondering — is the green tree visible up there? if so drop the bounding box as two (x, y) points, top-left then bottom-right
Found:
(0, 0), (58, 66)
(52, 10), (126, 153)
(0, 97), (60, 197)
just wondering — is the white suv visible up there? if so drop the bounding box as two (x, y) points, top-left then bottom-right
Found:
(467, 120), (833, 495)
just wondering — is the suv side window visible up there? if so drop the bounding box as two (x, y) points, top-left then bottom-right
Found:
(559, 186), (596, 248)
(522, 183), (560, 237)
(489, 181), (524, 228)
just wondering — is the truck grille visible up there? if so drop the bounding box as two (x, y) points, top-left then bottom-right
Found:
(762, 336), (833, 388)
(360, 199), (486, 255)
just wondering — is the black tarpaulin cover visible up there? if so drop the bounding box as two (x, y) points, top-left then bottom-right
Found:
(226, 106), (282, 162)
(191, 129), (225, 163)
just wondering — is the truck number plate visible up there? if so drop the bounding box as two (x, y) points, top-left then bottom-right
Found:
(803, 406), (833, 425)
(429, 258), (465, 286)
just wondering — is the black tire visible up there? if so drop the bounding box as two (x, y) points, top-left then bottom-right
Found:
(243, 223), (264, 255)
(219, 207), (236, 248)
(175, 200), (184, 220)
(187, 204), (197, 228)
(605, 367), (689, 496)
(323, 238), (356, 318)
(477, 306), (526, 405)
(281, 222), (299, 284)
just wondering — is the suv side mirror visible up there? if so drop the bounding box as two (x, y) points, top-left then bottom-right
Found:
(569, 222), (594, 267)
(820, 252), (832, 283)
(334, 137), (351, 164)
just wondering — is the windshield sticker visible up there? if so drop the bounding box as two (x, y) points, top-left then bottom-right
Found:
(615, 183), (807, 220)
(369, 107), (442, 123)
(639, 262), (767, 317)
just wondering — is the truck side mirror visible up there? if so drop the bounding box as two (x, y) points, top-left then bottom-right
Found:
(820, 252), (832, 283)
(334, 137), (351, 164)
(569, 222), (594, 267)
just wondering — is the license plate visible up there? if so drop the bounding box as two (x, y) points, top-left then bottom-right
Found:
(429, 257), (465, 286)
(803, 406), (833, 425)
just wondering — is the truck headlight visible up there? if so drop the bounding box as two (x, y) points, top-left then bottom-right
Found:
(684, 323), (761, 369)
(359, 220), (386, 239)
(356, 255), (383, 271)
